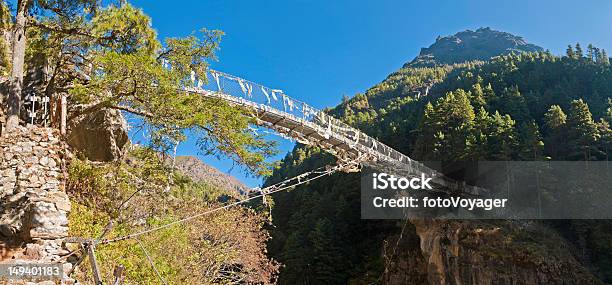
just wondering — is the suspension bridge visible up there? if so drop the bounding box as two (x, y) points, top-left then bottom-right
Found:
(56, 69), (487, 283)
(13, 66), (486, 196)
(184, 69), (486, 196)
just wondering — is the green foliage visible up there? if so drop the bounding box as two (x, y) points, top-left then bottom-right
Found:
(495, 85), (529, 122)
(67, 148), (171, 215)
(598, 119), (612, 160)
(91, 4), (160, 54)
(415, 89), (475, 161)
(483, 111), (518, 160)
(575, 43), (584, 58)
(566, 45), (576, 59)
(566, 99), (601, 160)
(309, 218), (344, 284)
(545, 105), (567, 129)
(544, 105), (568, 158)
(16, 1), (276, 175)
(0, 1), (9, 75)
(161, 29), (223, 83)
(518, 120), (544, 160)
(601, 50), (610, 65)
(470, 81), (486, 110)
(265, 145), (395, 284)
(67, 149), (279, 284)
(267, 44), (612, 283)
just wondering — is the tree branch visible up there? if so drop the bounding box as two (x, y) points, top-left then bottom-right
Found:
(28, 19), (115, 41)
(109, 105), (155, 119)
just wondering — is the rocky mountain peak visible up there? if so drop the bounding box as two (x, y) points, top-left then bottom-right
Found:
(406, 27), (544, 67)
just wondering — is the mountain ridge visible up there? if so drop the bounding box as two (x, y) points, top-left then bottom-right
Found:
(173, 155), (250, 196)
(407, 27), (544, 67)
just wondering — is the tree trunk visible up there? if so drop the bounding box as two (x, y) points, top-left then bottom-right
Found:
(5, 0), (28, 133)
(60, 93), (66, 135)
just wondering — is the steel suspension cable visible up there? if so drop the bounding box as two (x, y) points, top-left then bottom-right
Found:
(100, 163), (346, 245)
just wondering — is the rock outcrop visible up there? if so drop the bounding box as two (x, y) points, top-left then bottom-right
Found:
(407, 27), (544, 67)
(384, 219), (604, 285)
(0, 126), (75, 284)
(67, 108), (129, 162)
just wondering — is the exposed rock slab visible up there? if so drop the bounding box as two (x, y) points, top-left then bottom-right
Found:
(67, 108), (128, 161)
(383, 219), (604, 285)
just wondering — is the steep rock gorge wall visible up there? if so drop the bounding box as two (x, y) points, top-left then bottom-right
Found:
(0, 126), (75, 283)
(384, 219), (603, 285)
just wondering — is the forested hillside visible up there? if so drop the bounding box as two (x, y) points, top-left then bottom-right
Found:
(266, 29), (612, 284)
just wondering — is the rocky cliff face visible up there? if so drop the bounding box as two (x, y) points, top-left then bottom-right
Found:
(67, 108), (129, 162)
(384, 220), (603, 285)
(407, 27), (543, 67)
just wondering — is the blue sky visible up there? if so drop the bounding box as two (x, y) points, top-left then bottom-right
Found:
(128, 0), (612, 187)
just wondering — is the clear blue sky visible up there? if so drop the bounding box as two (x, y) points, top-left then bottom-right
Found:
(128, 0), (612, 187)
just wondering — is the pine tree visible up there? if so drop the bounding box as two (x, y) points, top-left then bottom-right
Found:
(498, 85), (529, 122)
(518, 120), (544, 160)
(566, 99), (600, 160)
(281, 231), (310, 284)
(0, 3), (274, 173)
(545, 105), (567, 129)
(544, 105), (568, 159)
(309, 218), (343, 284)
(415, 89), (476, 161)
(414, 102), (436, 159)
(601, 49), (610, 65)
(470, 82), (486, 110)
(593, 47), (601, 63)
(471, 107), (491, 160)
(587, 44), (595, 62)
(566, 45), (576, 59)
(575, 43), (584, 59)
(606, 98), (612, 125)
(597, 119), (612, 161)
(486, 111), (518, 160)
(483, 82), (497, 103)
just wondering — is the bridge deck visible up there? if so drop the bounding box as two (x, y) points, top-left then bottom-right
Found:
(189, 88), (486, 196)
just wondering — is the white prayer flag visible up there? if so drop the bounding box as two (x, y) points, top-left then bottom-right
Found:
(261, 87), (271, 104)
(238, 79), (247, 95)
(210, 72), (221, 90)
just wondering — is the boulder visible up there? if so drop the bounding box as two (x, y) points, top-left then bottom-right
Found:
(67, 108), (129, 161)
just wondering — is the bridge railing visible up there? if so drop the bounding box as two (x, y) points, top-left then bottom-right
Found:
(185, 69), (440, 179)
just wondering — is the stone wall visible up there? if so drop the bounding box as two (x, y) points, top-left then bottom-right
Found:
(0, 126), (74, 284)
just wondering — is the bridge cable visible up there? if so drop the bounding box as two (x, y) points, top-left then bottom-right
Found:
(137, 238), (168, 285)
(100, 163), (345, 245)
